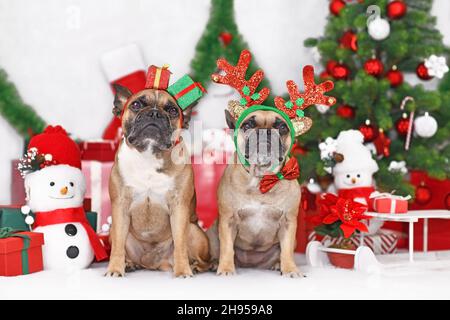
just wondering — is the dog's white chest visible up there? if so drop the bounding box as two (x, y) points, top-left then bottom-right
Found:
(238, 201), (283, 234)
(118, 143), (174, 208)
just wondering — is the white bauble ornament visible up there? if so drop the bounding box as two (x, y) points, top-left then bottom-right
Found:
(306, 179), (321, 193)
(368, 18), (390, 40)
(414, 112), (438, 138)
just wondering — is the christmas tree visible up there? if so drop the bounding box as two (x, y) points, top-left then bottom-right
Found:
(302, 0), (449, 196)
(190, 0), (272, 95)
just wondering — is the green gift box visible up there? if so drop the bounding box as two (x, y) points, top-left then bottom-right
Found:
(0, 208), (29, 231)
(0, 207), (97, 231)
(167, 75), (205, 110)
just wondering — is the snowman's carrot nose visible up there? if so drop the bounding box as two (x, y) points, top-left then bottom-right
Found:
(60, 186), (68, 195)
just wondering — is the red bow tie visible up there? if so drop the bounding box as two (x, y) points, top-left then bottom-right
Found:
(259, 157), (300, 193)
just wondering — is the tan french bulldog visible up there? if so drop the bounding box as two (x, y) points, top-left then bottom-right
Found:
(208, 50), (335, 277)
(105, 79), (210, 277)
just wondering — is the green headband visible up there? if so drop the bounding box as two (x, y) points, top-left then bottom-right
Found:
(234, 105), (296, 167)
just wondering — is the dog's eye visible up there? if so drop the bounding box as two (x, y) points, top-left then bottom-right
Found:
(242, 120), (255, 131)
(165, 105), (179, 118)
(130, 101), (142, 111)
(278, 123), (288, 135)
(273, 119), (289, 135)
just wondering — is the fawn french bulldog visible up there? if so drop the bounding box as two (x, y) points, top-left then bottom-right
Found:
(105, 66), (210, 277)
(208, 50), (335, 277)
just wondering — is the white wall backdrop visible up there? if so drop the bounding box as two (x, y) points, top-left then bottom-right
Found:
(0, 0), (449, 203)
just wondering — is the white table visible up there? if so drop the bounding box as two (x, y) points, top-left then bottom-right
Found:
(365, 210), (450, 262)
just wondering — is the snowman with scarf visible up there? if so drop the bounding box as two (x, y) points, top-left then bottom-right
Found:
(19, 125), (107, 270)
(324, 130), (382, 234)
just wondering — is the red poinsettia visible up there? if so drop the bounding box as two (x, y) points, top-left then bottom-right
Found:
(310, 193), (371, 239)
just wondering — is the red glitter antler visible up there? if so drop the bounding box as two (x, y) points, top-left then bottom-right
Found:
(274, 65), (336, 119)
(211, 50), (269, 107)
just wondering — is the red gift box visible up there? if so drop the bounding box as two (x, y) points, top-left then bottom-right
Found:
(295, 187), (319, 253)
(0, 231), (44, 276)
(98, 233), (111, 260)
(82, 160), (113, 232)
(308, 229), (398, 255)
(79, 140), (117, 162)
(370, 192), (410, 214)
(145, 65), (171, 90)
(373, 198), (408, 213)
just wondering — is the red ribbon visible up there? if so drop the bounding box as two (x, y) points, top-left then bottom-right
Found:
(173, 82), (206, 100)
(259, 157), (300, 193)
(33, 207), (108, 261)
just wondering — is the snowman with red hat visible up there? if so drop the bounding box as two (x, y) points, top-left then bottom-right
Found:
(322, 130), (383, 234)
(18, 125), (107, 270)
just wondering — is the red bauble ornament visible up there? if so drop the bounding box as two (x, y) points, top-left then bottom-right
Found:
(331, 63), (350, 80)
(359, 120), (378, 142)
(326, 60), (337, 73)
(364, 58), (384, 77)
(396, 113), (410, 136)
(219, 32), (233, 46)
(386, 67), (403, 87)
(415, 184), (432, 205)
(336, 104), (355, 119)
(330, 0), (345, 16)
(340, 31), (358, 52)
(387, 1), (407, 20)
(416, 62), (433, 80)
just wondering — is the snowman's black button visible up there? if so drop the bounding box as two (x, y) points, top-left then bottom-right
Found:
(65, 224), (77, 236)
(66, 246), (79, 259)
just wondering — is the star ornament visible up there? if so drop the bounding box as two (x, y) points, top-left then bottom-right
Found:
(424, 55), (449, 79)
(322, 198), (370, 238)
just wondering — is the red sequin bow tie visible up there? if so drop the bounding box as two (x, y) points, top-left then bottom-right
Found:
(259, 157), (300, 193)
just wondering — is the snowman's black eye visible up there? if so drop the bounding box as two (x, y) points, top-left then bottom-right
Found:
(346, 174), (350, 178)
(357, 174), (361, 178)
(69, 182), (74, 187)
(50, 182), (55, 186)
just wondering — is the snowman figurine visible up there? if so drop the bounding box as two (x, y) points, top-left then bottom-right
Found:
(18, 125), (107, 270)
(331, 130), (382, 234)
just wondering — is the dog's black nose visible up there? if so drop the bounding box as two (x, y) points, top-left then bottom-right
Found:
(149, 109), (162, 119)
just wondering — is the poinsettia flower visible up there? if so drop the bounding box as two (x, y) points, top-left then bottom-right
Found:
(322, 198), (371, 238)
(307, 193), (339, 226)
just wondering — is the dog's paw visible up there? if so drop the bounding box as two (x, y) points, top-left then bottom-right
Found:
(174, 265), (194, 278)
(217, 265), (236, 276)
(281, 268), (306, 278)
(104, 267), (125, 277)
(104, 260), (125, 277)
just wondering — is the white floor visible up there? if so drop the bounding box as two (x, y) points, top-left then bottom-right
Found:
(2, 253), (450, 300)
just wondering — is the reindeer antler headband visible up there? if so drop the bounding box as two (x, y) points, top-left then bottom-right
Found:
(211, 50), (336, 164)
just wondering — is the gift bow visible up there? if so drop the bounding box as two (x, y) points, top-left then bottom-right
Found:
(369, 191), (411, 201)
(259, 157), (300, 193)
(0, 227), (31, 274)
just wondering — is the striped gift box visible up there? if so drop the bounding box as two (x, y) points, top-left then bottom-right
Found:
(308, 229), (398, 255)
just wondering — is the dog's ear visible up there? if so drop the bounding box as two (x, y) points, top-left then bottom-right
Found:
(181, 103), (196, 129)
(224, 109), (236, 129)
(113, 84), (132, 117)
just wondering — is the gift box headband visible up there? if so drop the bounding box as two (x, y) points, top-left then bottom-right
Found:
(211, 49), (336, 167)
(144, 64), (206, 111)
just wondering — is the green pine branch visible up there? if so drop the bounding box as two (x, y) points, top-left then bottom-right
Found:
(0, 69), (46, 137)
